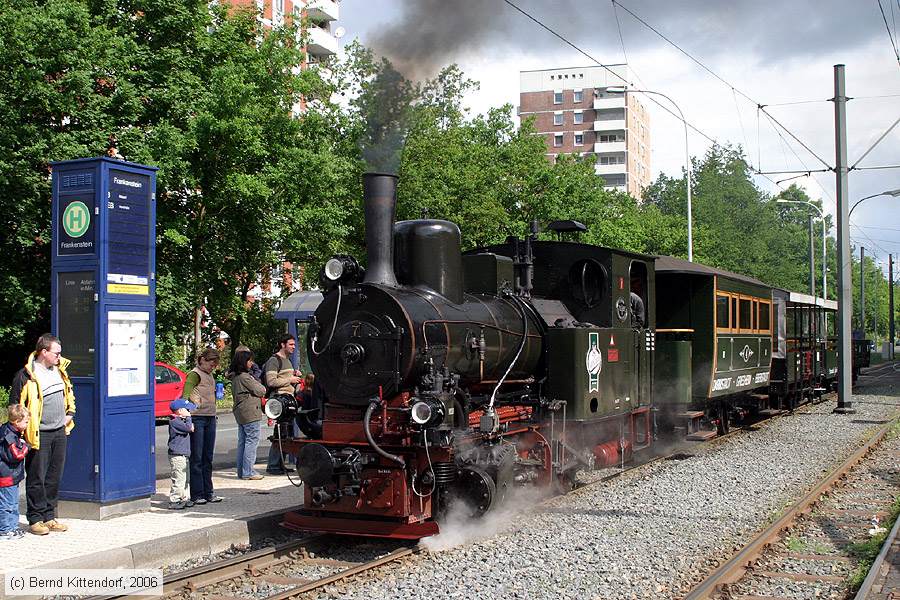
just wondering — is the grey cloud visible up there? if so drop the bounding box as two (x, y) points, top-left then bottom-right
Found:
(364, 0), (889, 80)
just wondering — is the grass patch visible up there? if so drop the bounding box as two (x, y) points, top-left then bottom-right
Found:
(846, 495), (900, 592)
(785, 536), (806, 552)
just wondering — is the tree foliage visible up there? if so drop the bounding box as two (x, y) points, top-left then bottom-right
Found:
(0, 6), (894, 384)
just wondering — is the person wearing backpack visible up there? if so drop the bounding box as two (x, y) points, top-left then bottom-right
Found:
(263, 334), (302, 475)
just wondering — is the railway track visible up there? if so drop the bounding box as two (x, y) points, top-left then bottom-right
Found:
(684, 417), (900, 600)
(90, 535), (417, 600)
(91, 391), (852, 600)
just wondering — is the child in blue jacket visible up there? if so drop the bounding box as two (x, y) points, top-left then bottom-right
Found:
(168, 400), (195, 510)
(0, 404), (30, 539)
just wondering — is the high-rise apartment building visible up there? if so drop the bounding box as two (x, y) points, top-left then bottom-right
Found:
(519, 65), (651, 198)
(226, 0), (340, 65)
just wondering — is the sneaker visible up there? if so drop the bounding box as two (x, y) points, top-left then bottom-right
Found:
(184, 500), (195, 508)
(44, 519), (68, 532)
(29, 522), (50, 536)
(247, 474), (264, 480)
(206, 495), (223, 503)
(12, 529), (24, 538)
(0, 530), (22, 541)
(266, 469), (286, 475)
(193, 498), (207, 505)
(167, 501), (186, 510)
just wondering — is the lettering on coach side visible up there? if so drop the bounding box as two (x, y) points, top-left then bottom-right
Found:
(735, 374), (752, 387)
(712, 377), (732, 391)
(753, 372), (769, 384)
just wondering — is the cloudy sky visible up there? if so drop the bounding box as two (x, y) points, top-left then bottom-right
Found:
(337, 0), (900, 268)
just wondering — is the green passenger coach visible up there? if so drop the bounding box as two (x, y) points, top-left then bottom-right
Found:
(653, 256), (774, 437)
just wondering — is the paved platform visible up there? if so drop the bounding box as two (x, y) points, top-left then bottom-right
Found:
(856, 491), (900, 599)
(0, 468), (303, 573)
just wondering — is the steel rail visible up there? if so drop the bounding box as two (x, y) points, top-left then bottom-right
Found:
(262, 545), (418, 599)
(683, 418), (897, 600)
(84, 536), (323, 600)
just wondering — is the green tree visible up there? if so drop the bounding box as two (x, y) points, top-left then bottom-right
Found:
(0, 0), (141, 378)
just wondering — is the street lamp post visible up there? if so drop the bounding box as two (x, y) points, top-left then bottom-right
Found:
(848, 188), (900, 217)
(776, 199), (827, 300)
(607, 86), (693, 261)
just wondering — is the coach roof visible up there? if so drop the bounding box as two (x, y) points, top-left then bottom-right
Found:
(654, 255), (770, 288)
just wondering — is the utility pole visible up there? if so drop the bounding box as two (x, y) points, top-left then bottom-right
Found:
(874, 263), (879, 350)
(834, 64), (854, 413)
(809, 214), (815, 296)
(891, 254), (895, 360)
(860, 246), (865, 336)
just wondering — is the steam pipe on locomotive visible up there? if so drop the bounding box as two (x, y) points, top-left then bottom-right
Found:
(271, 173), (645, 539)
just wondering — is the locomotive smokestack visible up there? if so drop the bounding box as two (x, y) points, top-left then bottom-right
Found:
(362, 173), (400, 287)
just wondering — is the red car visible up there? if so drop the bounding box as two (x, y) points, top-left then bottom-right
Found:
(154, 361), (187, 419)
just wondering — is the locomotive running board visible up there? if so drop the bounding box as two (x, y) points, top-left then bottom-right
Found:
(281, 511), (440, 540)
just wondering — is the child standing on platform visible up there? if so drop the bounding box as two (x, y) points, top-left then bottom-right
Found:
(0, 405), (30, 539)
(168, 400), (195, 510)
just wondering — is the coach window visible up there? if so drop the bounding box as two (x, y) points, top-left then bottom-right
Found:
(752, 299), (758, 331)
(731, 297), (738, 330)
(716, 293), (730, 332)
(739, 297), (752, 333)
(758, 300), (771, 333)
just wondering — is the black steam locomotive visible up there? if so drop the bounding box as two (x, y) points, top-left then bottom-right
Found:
(270, 173), (838, 539)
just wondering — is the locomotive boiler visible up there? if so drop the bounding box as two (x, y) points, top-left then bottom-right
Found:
(272, 173), (656, 539)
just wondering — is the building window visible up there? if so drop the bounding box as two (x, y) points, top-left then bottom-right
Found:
(553, 90), (563, 104)
(597, 134), (626, 143)
(573, 111), (583, 124)
(574, 133), (584, 146)
(274, 0), (284, 16)
(553, 112), (564, 126)
(599, 155), (625, 165)
(554, 134), (564, 147)
(574, 90), (583, 103)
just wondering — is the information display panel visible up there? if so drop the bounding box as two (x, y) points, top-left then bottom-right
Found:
(107, 169), (151, 294)
(57, 271), (96, 377)
(107, 311), (149, 397)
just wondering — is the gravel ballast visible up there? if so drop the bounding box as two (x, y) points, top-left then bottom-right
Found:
(310, 387), (899, 600)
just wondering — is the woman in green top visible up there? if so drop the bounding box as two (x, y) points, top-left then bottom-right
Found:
(182, 348), (221, 503)
(230, 349), (266, 480)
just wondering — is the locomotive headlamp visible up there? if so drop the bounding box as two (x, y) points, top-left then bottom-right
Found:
(320, 255), (362, 289)
(324, 257), (345, 281)
(264, 394), (299, 422)
(410, 397), (445, 428)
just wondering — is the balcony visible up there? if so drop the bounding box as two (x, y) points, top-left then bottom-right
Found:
(593, 97), (625, 110)
(594, 119), (626, 132)
(305, 0), (339, 22)
(306, 25), (338, 57)
(594, 141), (626, 153)
(594, 163), (626, 176)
